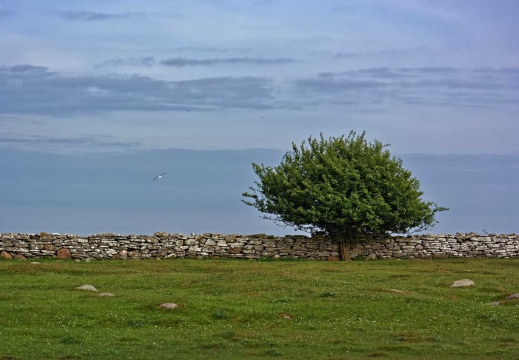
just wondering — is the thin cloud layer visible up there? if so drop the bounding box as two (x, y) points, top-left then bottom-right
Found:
(1, 64), (517, 117)
(61, 11), (141, 21)
(0, 65), (276, 115)
(96, 57), (156, 68)
(96, 56), (295, 68)
(160, 57), (297, 67)
(334, 46), (428, 59)
(293, 67), (519, 107)
(0, 135), (140, 152)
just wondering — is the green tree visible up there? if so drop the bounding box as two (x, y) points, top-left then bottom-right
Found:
(242, 131), (447, 260)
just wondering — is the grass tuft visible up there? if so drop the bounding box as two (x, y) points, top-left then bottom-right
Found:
(319, 291), (337, 298)
(212, 309), (231, 320)
(59, 337), (82, 345)
(265, 348), (283, 356)
(127, 319), (145, 327)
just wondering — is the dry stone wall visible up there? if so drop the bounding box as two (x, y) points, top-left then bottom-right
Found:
(1, 232), (518, 261)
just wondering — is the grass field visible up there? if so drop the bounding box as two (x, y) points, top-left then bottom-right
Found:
(1, 258), (519, 359)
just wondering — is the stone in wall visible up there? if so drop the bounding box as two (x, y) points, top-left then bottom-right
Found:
(1, 250), (13, 259)
(57, 248), (72, 259)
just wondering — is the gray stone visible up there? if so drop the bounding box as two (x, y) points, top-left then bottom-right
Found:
(159, 303), (178, 309)
(506, 292), (519, 300)
(99, 292), (114, 297)
(76, 284), (97, 292)
(451, 279), (475, 287)
(365, 253), (377, 261)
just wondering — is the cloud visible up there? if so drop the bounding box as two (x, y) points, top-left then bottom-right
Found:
(96, 54), (288, 68)
(0, 64), (277, 115)
(61, 11), (140, 21)
(320, 67), (414, 79)
(96, 57), (156, 68)
(0, 135), (140, 153)
(96, 55), (293, 68)
(8, 64), (49, 74)
(160, 57), (297, 67)
(2, 63), (517, 118)
(292, 66), (519, 107)
(166, 46), (252, 54)
(291, 36), (333, 44)
(334, 46), (428, 60)
(169, 46), (233, 53)
(474, 67), (519, 76)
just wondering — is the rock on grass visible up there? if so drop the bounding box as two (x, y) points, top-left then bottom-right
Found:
(76, 284), (98, 292)
(99, 292), (114, 297)
(159, 303), (178, 309)
(451, 279), (475, 287)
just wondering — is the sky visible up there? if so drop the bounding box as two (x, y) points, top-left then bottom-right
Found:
(1, 0), (518, 236)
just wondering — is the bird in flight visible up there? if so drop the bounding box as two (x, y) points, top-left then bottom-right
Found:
(153, 173), (167, 181)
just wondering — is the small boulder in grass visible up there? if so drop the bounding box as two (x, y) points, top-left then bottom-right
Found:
(388, 289), (405, 294)
(451, 279), (475, 287)
(279, 313), (293, 319)
(159, 303), (178, 309)
(506, 293), (519, 300)
(99, 293), (114, 297)
(76, 284), (98, 292)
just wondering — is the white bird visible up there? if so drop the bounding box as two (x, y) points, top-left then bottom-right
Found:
(153, 173), (167, 181)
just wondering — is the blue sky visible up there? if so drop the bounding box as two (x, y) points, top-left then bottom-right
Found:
(1, 0), (518, 235)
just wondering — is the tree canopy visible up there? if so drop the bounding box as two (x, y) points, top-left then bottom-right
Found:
(242, 131), (447, 257)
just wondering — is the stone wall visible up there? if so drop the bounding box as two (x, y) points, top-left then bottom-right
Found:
(1, 232), (518, 261)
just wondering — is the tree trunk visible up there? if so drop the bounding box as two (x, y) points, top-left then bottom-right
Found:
(339, 242), (350, 261)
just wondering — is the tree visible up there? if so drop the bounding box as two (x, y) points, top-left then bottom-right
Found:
(242, 131), (447, 260)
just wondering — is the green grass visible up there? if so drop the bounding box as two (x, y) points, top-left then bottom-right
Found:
(1, 258), (519, 359)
